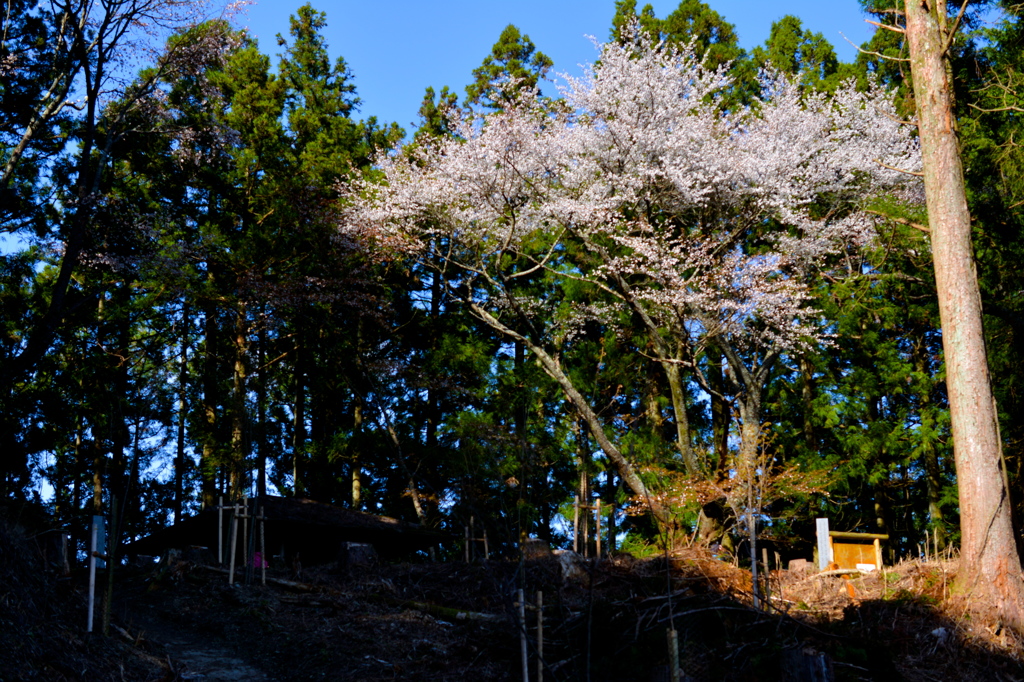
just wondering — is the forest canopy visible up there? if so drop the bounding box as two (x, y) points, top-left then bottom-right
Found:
(3, 0), (1024, 592)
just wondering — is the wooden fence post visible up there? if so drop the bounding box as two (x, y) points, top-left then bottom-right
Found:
(228, 504), (238, 586)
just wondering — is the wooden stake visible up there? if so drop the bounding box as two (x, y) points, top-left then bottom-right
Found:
(470, 516), (475, 562)
(518, 588), (529, 682)
(464, 525), (470, 563)
(483, 528), (490, 560)
(595, 498), (602, 559)
(667, 628), (680, 682)
(536, 590), (544, 682)
(573, 495), (579, 553)
(217, 496), (224, 565)
(228, 505), (238, 586)
(242, 495), (249, 574)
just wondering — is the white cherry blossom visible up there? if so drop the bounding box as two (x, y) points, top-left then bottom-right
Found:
(342, 28), (922, 514)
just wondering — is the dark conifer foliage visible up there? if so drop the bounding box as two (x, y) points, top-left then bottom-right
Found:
(3, 0), (1024, 585)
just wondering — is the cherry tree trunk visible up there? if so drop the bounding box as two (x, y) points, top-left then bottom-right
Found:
(904, 0), (1024, 630)
(467, 301), (669, 526)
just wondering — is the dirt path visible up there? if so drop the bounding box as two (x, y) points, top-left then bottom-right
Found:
(123, 604), (270, 681)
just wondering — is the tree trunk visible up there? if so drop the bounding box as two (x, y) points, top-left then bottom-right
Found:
(230, 307), (249, 499)
(905, 0), (1024, 630)
(92, 439), (104, 515)
(664, 359), (699, 475)
(916, 337), (945, 548)
(352, 400), (363, 510)
(468, 300), (668, 525)
(576, 420), (592, 556)
(709, 348), (731, 478)
(175, 303), (189, 524)
(201, 299), (219, 510)
(256, 311), (267, 499)
(800, 357), (815, 451)
(292, 322), (306, 497)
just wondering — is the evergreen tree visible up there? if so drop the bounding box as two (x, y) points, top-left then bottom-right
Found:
(465, 24), (553, 110)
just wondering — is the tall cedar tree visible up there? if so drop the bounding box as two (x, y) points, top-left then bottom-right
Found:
(902, 0), (1024, 630)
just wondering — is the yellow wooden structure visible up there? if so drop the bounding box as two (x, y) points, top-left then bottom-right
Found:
(828, 531), (886, 571)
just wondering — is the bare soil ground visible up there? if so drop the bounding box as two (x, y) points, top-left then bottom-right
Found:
(4, 507), (1023, 682)
(112, 550), (1024, 681)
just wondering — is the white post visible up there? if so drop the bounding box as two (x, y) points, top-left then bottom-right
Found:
(816, 518), (831, 571)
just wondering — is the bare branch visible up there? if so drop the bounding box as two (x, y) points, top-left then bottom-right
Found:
(943, 0), (971, 54)
(874, 158), (924, 177)
(863, 209), (930, 233)
(865, 19), (906, 34)
(969, 103), (1024, 114)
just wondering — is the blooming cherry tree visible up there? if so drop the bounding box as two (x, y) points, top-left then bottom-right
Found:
(344, 29), (920, 526)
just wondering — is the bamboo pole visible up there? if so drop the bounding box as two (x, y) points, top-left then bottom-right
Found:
(518, 588), (529, 682)
(536, 590), (544, 682)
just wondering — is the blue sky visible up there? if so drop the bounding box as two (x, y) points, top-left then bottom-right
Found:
(237, 1), (879, 135)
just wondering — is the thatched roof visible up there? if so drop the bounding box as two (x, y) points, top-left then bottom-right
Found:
(130, 496), (448, 562)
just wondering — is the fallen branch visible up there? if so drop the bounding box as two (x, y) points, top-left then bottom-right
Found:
(806, 569), (863, 580)
(197, 564), (318, 592)
(373, 595), (504, 623)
